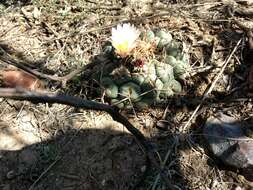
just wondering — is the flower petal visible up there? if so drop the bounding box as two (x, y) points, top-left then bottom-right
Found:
(111, 23), (140, 57)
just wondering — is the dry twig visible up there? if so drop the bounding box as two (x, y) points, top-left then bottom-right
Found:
(183, 39), (242, 131)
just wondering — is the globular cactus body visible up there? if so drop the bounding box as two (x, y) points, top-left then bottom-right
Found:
(95, 29), (190, 109)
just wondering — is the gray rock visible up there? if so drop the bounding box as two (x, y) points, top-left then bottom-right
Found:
(203, 113), (253, 181)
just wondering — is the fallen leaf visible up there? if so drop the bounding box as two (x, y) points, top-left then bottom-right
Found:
(2, 70), (43, 90)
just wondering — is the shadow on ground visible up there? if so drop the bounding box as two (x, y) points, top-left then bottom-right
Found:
(0, 121), (189, 190)
(1, 114), (252, 190)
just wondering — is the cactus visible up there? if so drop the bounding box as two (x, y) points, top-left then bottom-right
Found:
(155, 30), (173, 49)
(93, 29), (190, 109)
(100, 77), (118, 98)
(146, 30), (155, 42)
(119, 82), (142, 102)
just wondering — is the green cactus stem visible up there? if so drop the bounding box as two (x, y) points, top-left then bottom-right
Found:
(111, 98), (125, 109)
(155, 31), (173, 49)
(114, 75), (132, 86)
(169, 79), (182, 93)
(173, 60), (190, 79)
(93, 28), (190, 109)
(165, 40), (182, 57)
(159, 83), (174, 98)
(140, 80), (156, 99)
(155, 30), (172, 40)
(165, 55), (177, 66)
(100, 77), (118, 98)
(155, 62), (174, 83)
(146, 30), (155, 42)
(142, 60), (157, 81)
(119, 82), (142, 102)
(132, 73), (145, 85)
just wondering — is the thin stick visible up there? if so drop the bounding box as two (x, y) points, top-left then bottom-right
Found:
(183, 39), (242, 131)
(28, 156), (61, 190)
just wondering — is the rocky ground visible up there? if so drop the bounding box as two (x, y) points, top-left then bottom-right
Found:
(0, 0), (252, 189)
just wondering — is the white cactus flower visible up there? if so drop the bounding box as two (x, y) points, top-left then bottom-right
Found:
(111, 23), (140, 58)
